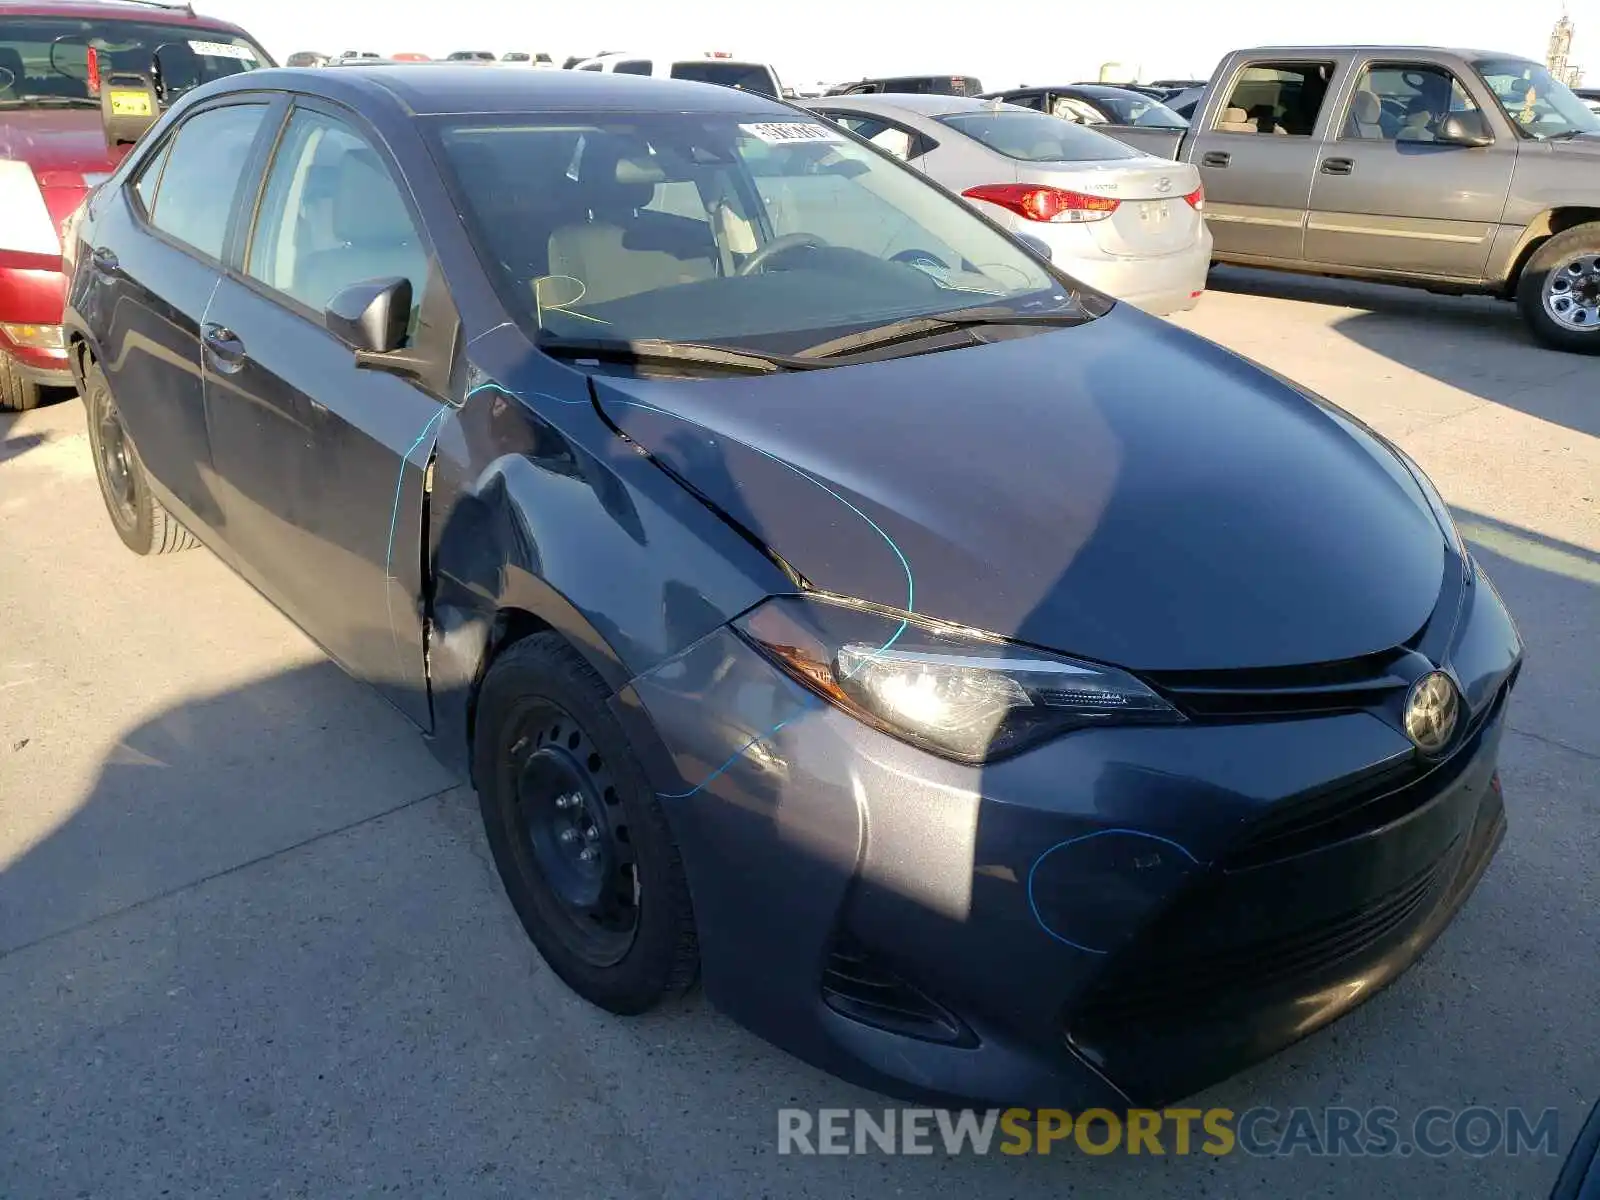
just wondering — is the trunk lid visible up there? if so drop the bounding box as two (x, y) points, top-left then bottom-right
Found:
(1018, 159), (1202, 257)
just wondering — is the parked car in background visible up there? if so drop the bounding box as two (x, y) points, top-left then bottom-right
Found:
(285, 51), (329, 68)
(392, 52), (432, 62)
(0, 0), (271, 410)
(807, 95), (1210, 314)
(1095, 46), (1600, 353)
(571, 52), (781, 97)
(1162, 85), (1206, 119)
(447, 51), (496, 63)
(63, 65), (1522, 1114)
(337, 51), (381, 60)
(1150, 77), (1208, 94)
(500, 51), (555, 68)
(1575, 87), (1600, 116)
(1093, 82), (1173, 101)
(826, 74), (982, 97)
(986, 83), (1188, 129)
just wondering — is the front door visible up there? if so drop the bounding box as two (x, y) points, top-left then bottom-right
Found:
(1184, 59), (1338, 261)
(202, 101), (452, 727)
(1304, 62), (1517, 280)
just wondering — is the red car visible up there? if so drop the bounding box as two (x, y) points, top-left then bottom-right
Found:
(0, 0), (270, 411)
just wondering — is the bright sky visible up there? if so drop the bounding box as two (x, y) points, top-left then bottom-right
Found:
(202, 0), (1591, 91)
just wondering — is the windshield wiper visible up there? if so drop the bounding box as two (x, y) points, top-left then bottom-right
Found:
(796, 304), (1088, 360)
(537, 336), (824, 375)
(0, 95), (102, 108)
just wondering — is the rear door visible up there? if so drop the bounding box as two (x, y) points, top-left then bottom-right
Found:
(1303, 60), (1516, 279)
(1183, 58), (1340, 260)
(88, 96), (275, 536)
(201, 99), (456, 725)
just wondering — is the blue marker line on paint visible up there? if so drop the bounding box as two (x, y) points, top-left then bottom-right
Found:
(1026, 829), (1200, 954)
(450, 378), (918, 795)
(382, 405), (451, 664)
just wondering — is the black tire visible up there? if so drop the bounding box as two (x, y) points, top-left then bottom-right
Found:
(473, 632), (698, 1013)
(0, 353), (44, 412)
(82, 359), (198, 555)
(1515, 223), (1600, 354)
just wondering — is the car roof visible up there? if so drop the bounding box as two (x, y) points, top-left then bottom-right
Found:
(807, 93), (1001, 118)
(222, 65), (799, 116)
(0, 0), (254, 35)
(1227, 45), (1515, 60)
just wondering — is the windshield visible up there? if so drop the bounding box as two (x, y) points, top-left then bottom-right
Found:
(0, 16), (268, 104)
(938, 109), (1144, 161)
(1094, 92), (1188, 127)
(1474, 59), (1600, 138)
(433, 112), (1081, 357)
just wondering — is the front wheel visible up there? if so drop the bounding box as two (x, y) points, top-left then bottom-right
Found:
(1516, 224), (1600, 354)
(83, 360), (198, 555)
(0, 353), (44, 412)
(473, 632), (698, 1014)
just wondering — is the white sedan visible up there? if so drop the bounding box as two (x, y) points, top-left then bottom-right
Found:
(806, 94), (1211, 315)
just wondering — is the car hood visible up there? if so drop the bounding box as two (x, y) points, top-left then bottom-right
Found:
(590, 306), (1448, 670)
(0, 109), (125, 178)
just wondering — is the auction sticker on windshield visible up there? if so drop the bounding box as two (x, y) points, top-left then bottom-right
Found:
(739, 122), (843, 143)
(188, 40), (257, 61)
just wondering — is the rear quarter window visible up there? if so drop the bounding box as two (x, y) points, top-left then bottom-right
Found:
(938, 109), (1144, 161)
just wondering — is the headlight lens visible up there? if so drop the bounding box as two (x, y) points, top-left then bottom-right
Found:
(734, 594), (1181, 762)
(0, 323), (64, 350)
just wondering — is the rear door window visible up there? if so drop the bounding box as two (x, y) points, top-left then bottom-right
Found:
(143, 101), (270, 260)
(1214, 62), (1334, 135)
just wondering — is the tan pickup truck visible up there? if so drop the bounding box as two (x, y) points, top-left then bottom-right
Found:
(1096, 46), (1600, 354)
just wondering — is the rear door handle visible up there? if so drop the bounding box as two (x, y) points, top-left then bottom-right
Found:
(1321, 157), (1354, 176)
(1201, 151), (1231, 168)
(90, 246), (119, 272)
(202, 323), (246, 374)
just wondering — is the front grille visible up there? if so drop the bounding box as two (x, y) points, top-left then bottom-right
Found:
(1144, 648), (1416, 719)
(1072, 849), (1455, 1029)
(1222, 680), (1509, 869)
(821, 936), (975, 1047)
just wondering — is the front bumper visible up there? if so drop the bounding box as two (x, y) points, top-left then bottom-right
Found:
(0, 253), (71, 386)
(620, 563), (1521, 1108)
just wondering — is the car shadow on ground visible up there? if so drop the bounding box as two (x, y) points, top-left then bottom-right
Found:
(1205, 267), (1599, 439)
(0, 510), (1593, 1198)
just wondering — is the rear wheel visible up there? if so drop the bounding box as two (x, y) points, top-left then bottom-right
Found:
(473, 632), (698, 1013)
(83, 360), (197, 555)
(0, 354), (44, 412)
(1516, 223), (1600, 354)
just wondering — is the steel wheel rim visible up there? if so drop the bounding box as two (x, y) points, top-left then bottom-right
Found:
(507, 703), (639, 966)
(94, 394), (138, 527)
(1542, 253), (1600, 332)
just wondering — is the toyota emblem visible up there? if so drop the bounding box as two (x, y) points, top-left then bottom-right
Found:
(1404, 671), (1459, 755)
(1155, 176), (1173, 194)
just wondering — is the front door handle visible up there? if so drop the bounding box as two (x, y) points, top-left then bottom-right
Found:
(1201, 151), (1231, 168)
(202, 323), (246, 374)
(1321, 157), (1354, 176)
(90, 246), (119, 273)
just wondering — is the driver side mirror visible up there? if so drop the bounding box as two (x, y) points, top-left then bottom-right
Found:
(325, 276), (431, 377)
(1435, 111), (1494, 146)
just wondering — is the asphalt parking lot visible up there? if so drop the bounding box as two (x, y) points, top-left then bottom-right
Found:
(2, 268), (1596, 1199)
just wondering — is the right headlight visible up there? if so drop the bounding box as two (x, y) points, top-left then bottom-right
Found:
(733, 593), (1182, 763)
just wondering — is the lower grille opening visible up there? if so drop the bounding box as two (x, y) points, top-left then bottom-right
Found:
(1071, 848), (1457, 1030)
(822, 936), (976, 1047)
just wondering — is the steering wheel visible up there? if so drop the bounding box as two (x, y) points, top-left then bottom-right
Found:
(738, 232), (828, 276)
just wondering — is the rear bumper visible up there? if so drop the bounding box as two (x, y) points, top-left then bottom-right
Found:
(1034, 224), (1212, 316)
